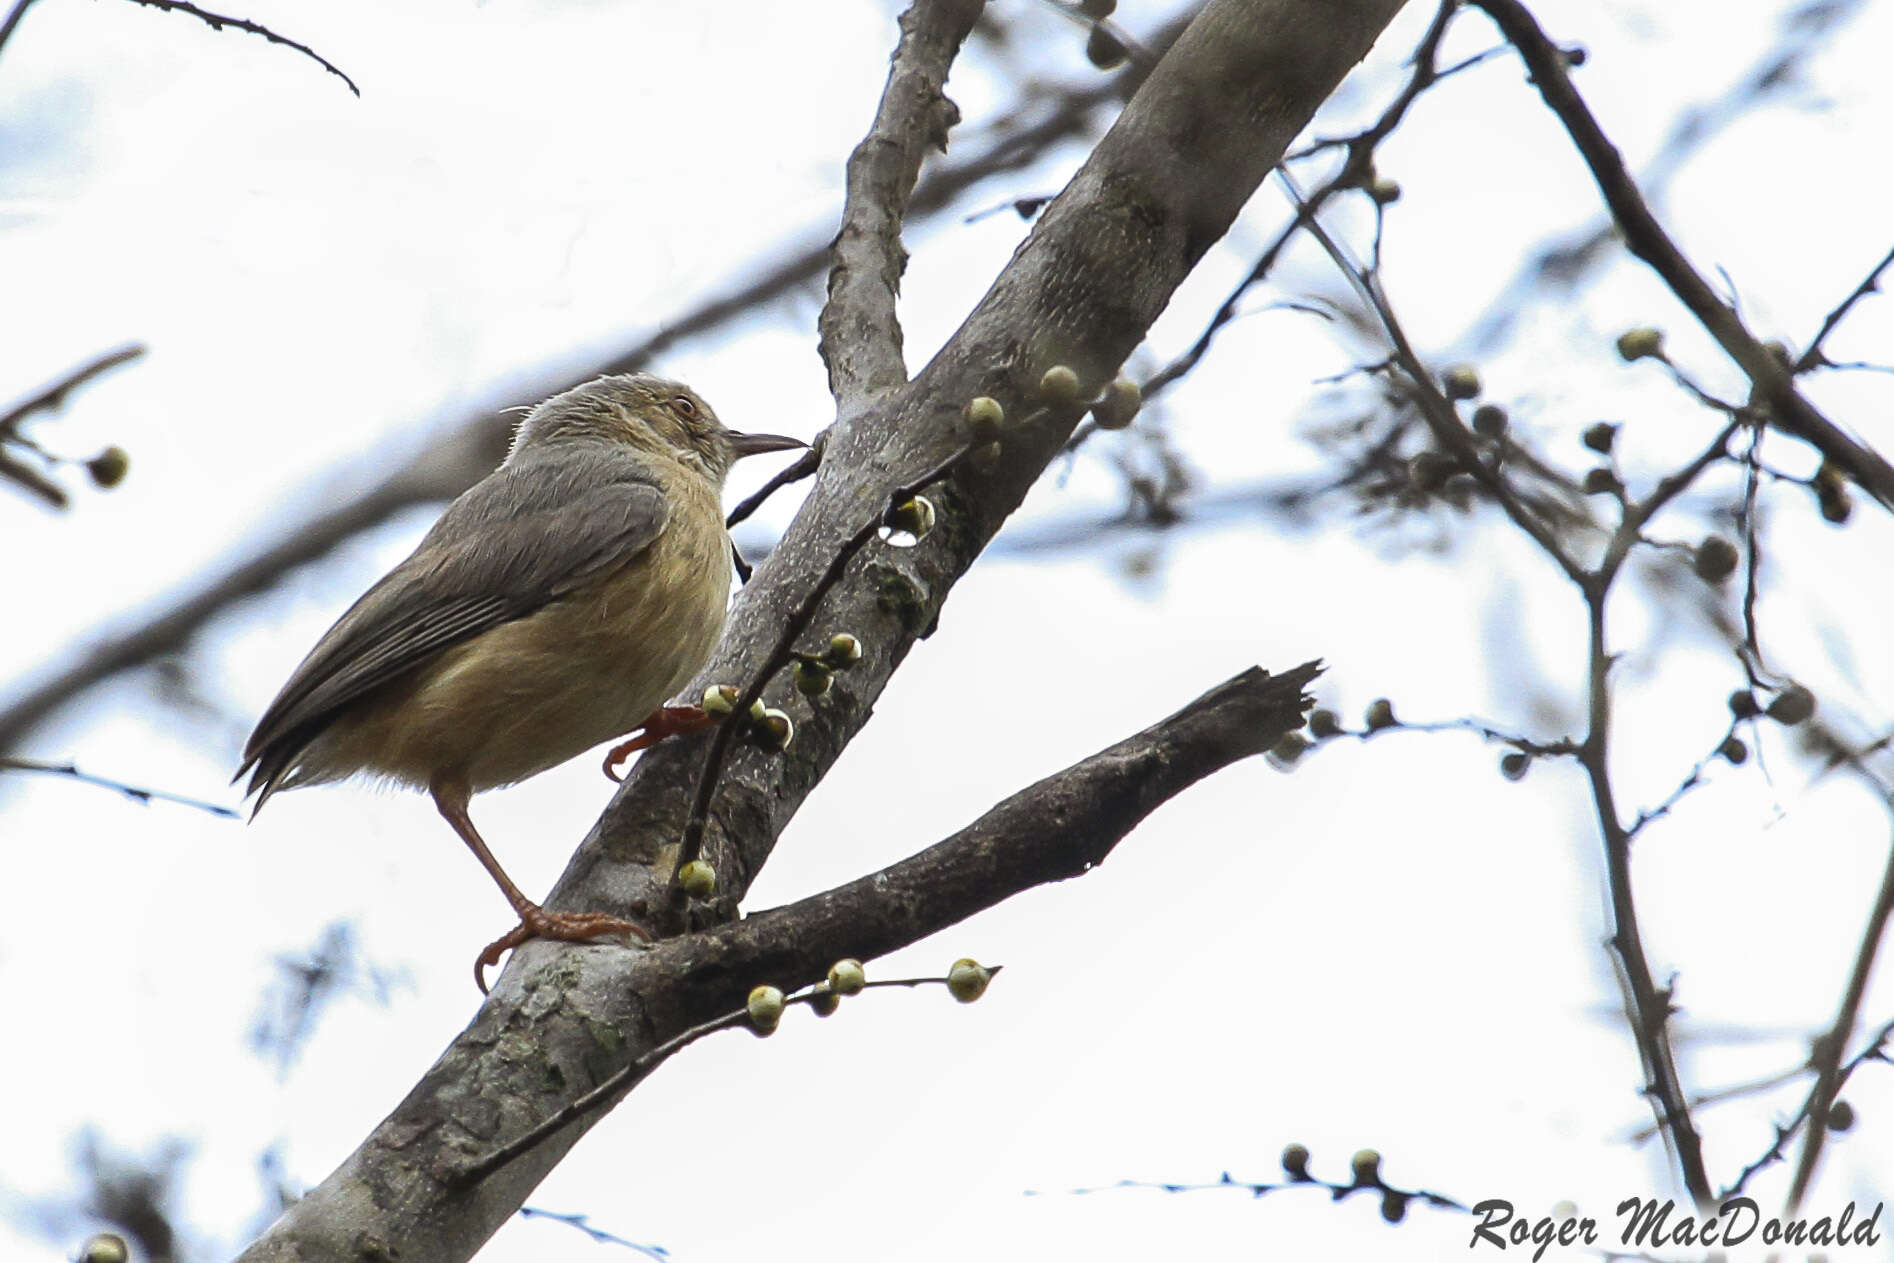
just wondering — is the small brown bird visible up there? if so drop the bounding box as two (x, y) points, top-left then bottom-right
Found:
(238, 373), (802, 988)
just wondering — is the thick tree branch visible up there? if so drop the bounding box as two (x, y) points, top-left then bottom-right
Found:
(241, 664), (1313, 1262)
(459, 662), (1315, 1183)
(818, 0), (985, 406)
(235, 2), (1397, 1258)
(1471, 0), (1894, 509)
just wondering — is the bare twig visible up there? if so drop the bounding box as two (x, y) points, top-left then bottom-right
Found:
(673, 421), (1020, 884)
(1040, 1159), (1465, 1218)
(1278, 171), (1590, 586)
(0, 0), (41, 62)
(1141, 0), (1468, 402)
(1288, 146), (1751, 1206)
(1563, 419), (1754, 1212)
(515, 1209), (668, 1260)
(0, 756), (239, 817)
(119, 0), (359, 96)
(0, 448), (66, 508)
(1785, 824), (1894, 1210)
(0, 344), (145, 508)
(1470, 0), (1894, 510)
(1722, 1015), (1894, 1199)
(0, 345), (145, 437)
(1467, 0), (1871, 354)
(1794, 243), (1894, 374)
(459, 972), (988, 1183)
(724, 445), (822, 531)
(818, 0), (985, 406)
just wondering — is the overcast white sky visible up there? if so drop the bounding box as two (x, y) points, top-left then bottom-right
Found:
(4, 1), (1894, 1260)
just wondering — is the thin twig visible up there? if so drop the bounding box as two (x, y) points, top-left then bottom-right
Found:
(674, 423), (1027, 879)
(1563, 418), (1751, 1214)
(1795, 243), (1894, 374)
(0, 756), (239, 817)
(454, 974), (978, 1183)
(1625, 716), (1743, 841)
(1277, 170), (1589, 586)
(1141, 0), (1469, 403)
(1039, 1163), (1465, 1216)
(1469, 0), (1894, 509)
(119, 0), (359, 96)
(1288, 139), (1747, 1205)
(0, 0), (39, 68)
(1721, 1015), (1894, 1199)
(515, 1209), (668, 1260)
(0, 448), (66, 508)
(725, 444), (822, 530)
(0, 344), (145, 438)
(1785, 825), (1894, 1211)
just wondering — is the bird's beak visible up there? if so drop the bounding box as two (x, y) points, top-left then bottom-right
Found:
(725, 430), (807, 459)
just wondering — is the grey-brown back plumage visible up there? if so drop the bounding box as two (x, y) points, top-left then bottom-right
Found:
(238, 439), (671, 807)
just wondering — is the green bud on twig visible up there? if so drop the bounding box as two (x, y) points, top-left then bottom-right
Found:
(1766, 685), (1816, 726)
(747, 985), (785, 1035)
(1090, 377), (1141, 431)
(963, 395), (1005, 441)
(885, 495), (936, 543)
(1693, 535), (1739, 584)
(947, 958), (992, 1003)
(825, 633), (863, 668)
(678, 860), (716, 898)
(1616, 326), (1665, 362)
(1038, 364), (1082, 404)
(828, 959), (867, 996)
(86, 445), (130, 489)
(1582, 422), (1618, 454)
(794, 659), (833, 697)
(1085, 24), (1128, 69)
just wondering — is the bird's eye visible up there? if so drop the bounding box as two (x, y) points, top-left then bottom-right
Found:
(672, 396), (698, 418)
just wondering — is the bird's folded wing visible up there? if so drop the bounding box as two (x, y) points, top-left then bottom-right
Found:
(239, 450), (670, 782)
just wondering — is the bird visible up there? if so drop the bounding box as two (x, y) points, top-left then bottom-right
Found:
(237, 373), (804, 990)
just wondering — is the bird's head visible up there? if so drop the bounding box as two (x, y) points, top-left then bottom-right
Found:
(507, 373), (802, 484)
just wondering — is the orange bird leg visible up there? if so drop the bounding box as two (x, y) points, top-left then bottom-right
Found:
(601, 704), (717, 781)
(431, 779), (652, 993)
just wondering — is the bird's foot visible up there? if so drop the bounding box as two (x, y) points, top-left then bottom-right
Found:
(475, 907), (653, 993)
(601, 705), (717, 781)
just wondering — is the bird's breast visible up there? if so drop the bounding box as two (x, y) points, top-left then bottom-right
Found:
(392, 492), (733, 792)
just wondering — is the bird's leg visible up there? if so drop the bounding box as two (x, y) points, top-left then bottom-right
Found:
(431, 779), (652, 993)
(601, 704), (717, 781)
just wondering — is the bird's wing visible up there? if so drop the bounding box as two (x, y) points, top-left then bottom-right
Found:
(239, 446), (671, 793)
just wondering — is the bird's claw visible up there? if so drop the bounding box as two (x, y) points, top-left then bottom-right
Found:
(474, 907), (655, 993)
(601, 704), (718, 781)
